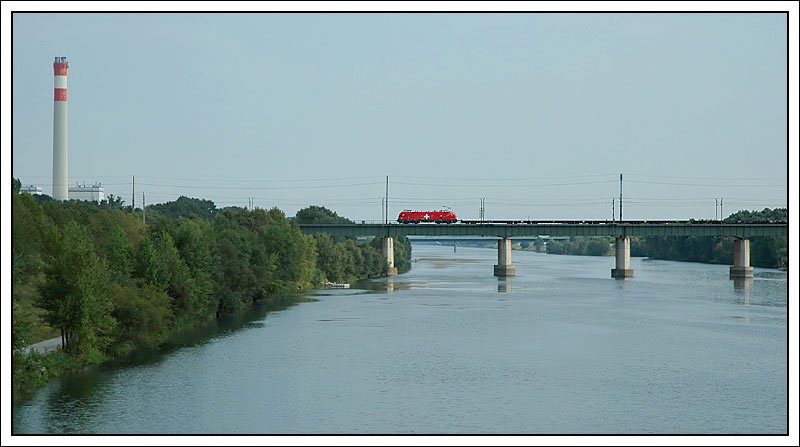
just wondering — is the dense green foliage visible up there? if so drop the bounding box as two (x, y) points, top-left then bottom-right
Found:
(295, 205), (412, 282)
(38, 221), (116, 361)
(723, 208), (787, 224)
(294, 205), (353, 225)
(12, 350), (82, 404)
(544, 237), (613, 256)
(631, 208), (787, 269)
(145, 196), (217, 220)
(12, 185), (407, 404)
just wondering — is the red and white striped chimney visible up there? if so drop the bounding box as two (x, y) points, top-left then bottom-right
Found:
(52, 56), (69, 200)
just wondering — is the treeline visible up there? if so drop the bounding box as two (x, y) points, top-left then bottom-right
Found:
(12, 182), (408, 403)
(631, 208), (787, 269)
(539, 237), (613, 256)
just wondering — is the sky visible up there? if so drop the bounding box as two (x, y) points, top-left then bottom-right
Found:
(7, 6), (794, 222)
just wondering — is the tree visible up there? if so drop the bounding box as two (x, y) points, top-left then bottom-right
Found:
(172, 218), (215, 318)
(261, 208), (317, 289)
(133, 237), (171, 292)
(99, 194), (126, 211)
(109, 282), (173, 355)
(314, 233), (344, 282)
(13, 188), (55, 351)
(37, 222), (115, 360)
(106, 225), (133, 280)
(155, 231), (197, 319)
(147, 196), (217, 221)
(12, 300), (36, 351)
(211, 224), (260, 314)
(585, 239), (611, 256)
(295, 205), (353, 225)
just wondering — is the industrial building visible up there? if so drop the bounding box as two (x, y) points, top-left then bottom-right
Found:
(68, 183), (105, 203)
(20, 184), (44, 195)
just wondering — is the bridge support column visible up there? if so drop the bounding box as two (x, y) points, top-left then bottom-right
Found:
(381, 237), (398, 276)
(494, 238), (517, 277)
(611, 236), (634, 279)
(730, 239), (754, 278)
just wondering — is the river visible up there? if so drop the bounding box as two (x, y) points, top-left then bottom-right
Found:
(12, 244), (788, 434)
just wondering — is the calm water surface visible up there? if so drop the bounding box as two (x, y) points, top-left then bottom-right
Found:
(13, 245), (787, 434)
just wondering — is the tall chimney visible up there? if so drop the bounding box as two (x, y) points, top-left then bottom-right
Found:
(52, 57), (69, 200)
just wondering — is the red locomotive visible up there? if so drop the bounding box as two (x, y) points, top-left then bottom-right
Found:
(397, 209), (458, 224)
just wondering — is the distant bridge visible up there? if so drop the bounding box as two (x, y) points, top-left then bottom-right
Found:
(297, 221), (787, 280)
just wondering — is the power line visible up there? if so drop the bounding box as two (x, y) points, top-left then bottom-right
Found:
(14, 175), (384, 185)
(392, 179), (617, 188)
(626, 180), (785, 187)
(133, 175), (384, 183)
(16, 172), (785, 184)
(393, 173), (617, 181)
(623, 202), (786, 208)
(136, 181), (385, 190)
(17, 182), (133, 187)
(624, 173), (786, 181)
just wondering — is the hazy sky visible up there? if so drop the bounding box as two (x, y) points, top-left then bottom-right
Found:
(9, 10), (790, 221)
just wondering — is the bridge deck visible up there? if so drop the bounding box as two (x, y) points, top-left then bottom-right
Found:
(298, 222), (788, 238)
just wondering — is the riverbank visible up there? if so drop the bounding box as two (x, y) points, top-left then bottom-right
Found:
(11, 192), (413, 406)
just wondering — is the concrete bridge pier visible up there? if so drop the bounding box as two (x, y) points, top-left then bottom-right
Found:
(494, 238), (517, 277)
(730, 238), (754, 279)
(611, 236), (634, 279)
(381, 237), (398, 276)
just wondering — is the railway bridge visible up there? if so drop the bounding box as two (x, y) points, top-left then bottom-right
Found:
(298, 221), (788, 279)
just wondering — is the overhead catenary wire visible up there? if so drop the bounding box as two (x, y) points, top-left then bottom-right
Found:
(624, 173), (786, 181)
(392, 173), (618, 181)
(15, 174), (385, 183)
(19, 172), (784, 183)
(133, 175), (384, 183)
(135, 181), (385, 190)
(392, 179), (618, 188)
(626, 180), (785, 187)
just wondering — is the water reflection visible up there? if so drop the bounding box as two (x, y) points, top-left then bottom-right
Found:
(15, 294), (311, 433)
(733, 277), (753, 291)
(497, 278), (512, 293)
(733, 277), (752, 306)
(755, 271), (788, 280)
(157, 295), (311, 353)
(26, 369), (100, 434)
(356, 278), (412, 293)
